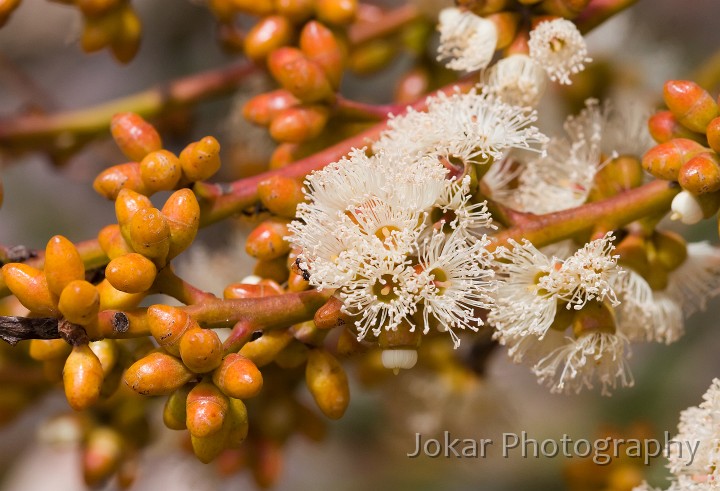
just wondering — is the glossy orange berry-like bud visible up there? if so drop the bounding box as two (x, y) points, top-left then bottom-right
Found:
(269, 142), (302, 169)
(161, 188), (200, 260)
(226, 397), (249, 448)
(186, 381), (229, 438)
(1, 263), (58, 316)
(276, 0), (314, 22)
(314, 296), (352, 329)
(707, 117), (720, 154)
(147, 304), (194, 356)
(239, 330), (293, 367)
(96, 279), (145, 311)
(223, 281), (282, 299)
(98, 224), (134, 260)
(63, 344), (104, 411)
(115, 188), (152, 234)
(59, 280), (100, 325)
(678, 151), (720, 195)
(126, 207), (171, 266)
(139, 150), (182, 193)
(45, 235), (85, 297)
(268, 47), (335, 103)
(82, 426), (124, 488)
(486, 12), (520, 50)
(663, 80), (719, 133)
(641, 138), (707, 181)
(287, 270), (310, 292)
(300, 21), (344, 89)
(588, 155), (644, 201)
(257, 174), (305, 218)
(615, 234), (649, 277)
(315, 0), (357, 25)
(245, 15), (294, 63)
(648, 110), (706, 144)
(0, 0), (21, 28)
(191, 426), (229, 464)
(163, 384), (192, 430)
(93, 162), (148, 200)
(179, 136), (221, 182)
(124, 351), (194, 396)
(305, 348), (349, 420)
(245, 219), (291, 261)
(88, 339), (118, 376)
(212, 353), (263, 399)
(179, 326), (224, 374)
(105, 253), (157, 294)
(110, 113), (162, 162)
(29, 339), (71, 361)
(110, 4), (141, 64)
(243, 89), (299, 127)
(269, 105), (329, 143)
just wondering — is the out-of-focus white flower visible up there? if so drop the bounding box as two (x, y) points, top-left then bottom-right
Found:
(486, 54), (548, 107)
(437, 7), (498, 72)
(528, 18), (592, 85)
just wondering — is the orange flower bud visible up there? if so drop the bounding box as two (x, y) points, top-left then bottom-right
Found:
(96, 279), (145, 311)
(139, 150), (182, 193)
(110, 113), (162, 162)
(257, 174), (305, 218)
(648, 110), (706, 144)
(126, 207), (171, 266)
(186, 381), (229, 438)
(663, 80), (719, 133)
(80, 12), (121, 53)
(572, 301), (616, 338)
(45, 235), (85, 297)
(229, 0), (274, 16)
(269, 105), (329, 143)
(348, 40), (396, 75)
(0, 0), (21, 28)
(287, 270), (310, 292)
(275, 0), (314, 22)
(300, 21), (344, 89)
(179, 326), (224, 374)
(212, 353), (263, 399)
(124, 351), (194, 396)
(243, 90), (299, 127)
(305, 348), (349, 419)
(29, 339), (71, 361)
(115, 188), (152, 237)
(588, 155), (644, 201)
(93, 162), (148, 200)
(244, 15), (294, 63)
(105, 253), (157, 293)
(76, 0), (121, 17)
(1, 263), (58, 316)
(268, 47), (334, 103)
(226, 397), (249, 448)
(269, 142), (302, 169)
(315, 0), (357, 25)
(223, 281), (282, 299)
(63, 344), (104, 411)
(245, 219), (291, 261)
(163, 384), (192, 430)
(239, 330), (293, 367)
(458, 0), (509, 15)
(98, 224), (134, 260)
(82, 427), (125, 488)
(161, 188), (200, 260)
(641, 138), (707, 181)
(707, 116), (720, 154)
(678, 151), (720, 194)
(652, 230), (688, 272)
(179, 136), (221, 182)
(110, 4), (141, 64)
(314, 295), (352, 329)
(88, 339), (118, 376)
(147, 304), (194, 356)
(254, 256), (290, 284)
(615, 234), (649, 277)
(486, 12), (520, 50)
(335, 326), (366, 356)
(59, 280), (100, 325)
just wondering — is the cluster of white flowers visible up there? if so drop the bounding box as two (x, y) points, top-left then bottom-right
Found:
(634, 379), (720, 491)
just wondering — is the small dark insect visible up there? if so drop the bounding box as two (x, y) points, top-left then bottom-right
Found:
(293, 256), (311, 281)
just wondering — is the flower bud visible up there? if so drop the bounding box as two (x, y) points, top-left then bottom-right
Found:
(163, 384), (192, 430)
(589, 155), (644, 201)
(287, 270), (310, 292)
(110, 5), (141, 64)
(335, 326), (366, 356)
(186, 381), (229, 438)
(0, 0), (21, 28)
(485, 12), (520, 50)
(105, 253), (157, 294)
(126, 207), (171, 266)
(223, 282), (278, 299)
(572, 301), (616, 338)
(179, 326), (224, 373)
(93, 162), (148, 200)
(314, 296), (353, 329)
(45, 235), (85, 297)
(244, 15), (294, 63)
(378, 319), (421, 373)
(257, 175), (305, 218)
(305, 348), (349, 419)
(275, 0), (314, 22)
(299, 21), (344, 89)
(239, 330), (293, 367)
(641, 138), (707, 181)
(96, 279), (145, 311)
(179, 136), (221, 182)
(678, 151), (720, 194)
(348, 40), (396, 75)
(652, 230), (688, 272)
(110, 113), (162, 162)
(670, 190), (704, 224)
(226, 398), (249, 448)
(212, 353), (264, 399)
(139, 150), (182, 193)
(707, 116), (720, 153)
(64, 344), (104, 411)
(124, 351), (194, 396)
(663, 80), (719, 133)
(648, 110), (706, 144)
(250, 439), (283, 488)
(80, 12), (121, 53)
(147, 305), (194, 356)
(89, 339), (118, 376)
(269, 105), (329, 143)
(615, 234), (649, 277)
(115, 188), (153, 244)
(245, 219), (292, 261)
(269, 142), (303, 169)
(82, 427), (124, 487)
(29, 339), (71, 361)
(268, 47), (335, 103)
(274, 341), (309, 368)
(315, 0), (357, 25)
(697, 190), (720, 218)
(1, 263), (58, 316)
(458, 0), (510, 15)
(59, 280), (100, 325)
(254, 257), (290, 283)
(243, 90), (299, 127)
(161, 188), (201, 260)
(98, 224), (133, 260)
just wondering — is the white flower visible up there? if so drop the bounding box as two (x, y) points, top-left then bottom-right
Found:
(437, 8), (498, 72)
(528, 18), (592, 85)
(415, 230), (495, 347)
(432, 175), (496, 242)
(666, 242), (720, 317)
(559, 233), (620, 309)
(485, 54), (548, 107)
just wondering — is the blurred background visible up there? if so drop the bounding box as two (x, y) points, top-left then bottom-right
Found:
(2, 0), (720, 489)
